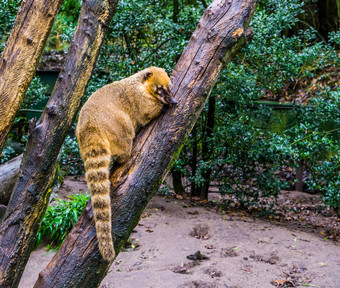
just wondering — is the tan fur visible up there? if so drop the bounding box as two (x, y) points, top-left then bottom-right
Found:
(76, 67), (173, 261)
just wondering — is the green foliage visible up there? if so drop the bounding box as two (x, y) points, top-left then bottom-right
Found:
(0, 145), (16, 164)
(157, 182), (173, 196)
(84, 0), (205, 98)
(44, 0), (81, 51)
(242, 0), (338, 94)
(36, 193), (90, 250)
(289, 89), (340, 210)
(0, 76), (48, 164)
(174, 0), (340, 210)
(22, 76), (49, 109)
(309, 155), (340, 213)
(0, 0), (20, 53)
(328, 30), (340, 46)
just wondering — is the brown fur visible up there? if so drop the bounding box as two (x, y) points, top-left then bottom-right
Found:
(76, 67), (173, 261)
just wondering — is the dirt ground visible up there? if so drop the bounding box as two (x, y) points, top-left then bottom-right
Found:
(19, 177), (340, 288)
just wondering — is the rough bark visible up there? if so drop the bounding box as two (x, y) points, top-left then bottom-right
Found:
(0, 0), (64, 154)
(0, 155), (22, 206)
(35, 1), (257, 287)
(0, 0), (119, 287)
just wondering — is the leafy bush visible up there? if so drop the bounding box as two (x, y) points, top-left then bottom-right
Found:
(84, 0), (204, 100)
(44, 0), (80, 51)
(0, 0), (20, 53)
(290, 88), (340, 210)
(22, 76), (49, 109)
(0, 145), (16, 164)
(36, 193), (90, 250)
(309, 155), (340, 216)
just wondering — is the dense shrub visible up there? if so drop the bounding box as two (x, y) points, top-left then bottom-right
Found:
(0, 0), (20, 53)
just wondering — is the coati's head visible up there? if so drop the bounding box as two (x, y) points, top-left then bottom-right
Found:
(143, 67), (176, 106)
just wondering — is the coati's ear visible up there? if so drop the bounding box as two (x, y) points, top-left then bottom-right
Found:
(143, 71), (153, 82)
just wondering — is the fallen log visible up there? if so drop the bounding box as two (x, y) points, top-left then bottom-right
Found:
(0, 155), (22, 206)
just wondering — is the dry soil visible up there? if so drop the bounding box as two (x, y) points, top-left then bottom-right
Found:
(19, 178), (340, 288)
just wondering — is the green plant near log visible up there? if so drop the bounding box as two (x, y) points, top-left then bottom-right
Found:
(35, 193), (90, 250)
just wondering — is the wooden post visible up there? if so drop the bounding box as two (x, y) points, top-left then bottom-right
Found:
(0, 1), (119, 287)
(35, 1), (257, 287)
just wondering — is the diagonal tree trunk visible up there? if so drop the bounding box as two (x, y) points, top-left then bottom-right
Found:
(35, 0), (257, 287)
(0, 0), (64, 154)
(0, 0), (119, 287)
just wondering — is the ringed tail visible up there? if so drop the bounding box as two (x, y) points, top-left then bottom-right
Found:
(83, 142), (115, 261)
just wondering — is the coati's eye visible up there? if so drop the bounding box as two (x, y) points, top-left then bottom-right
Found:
(156, 86), (163, 94)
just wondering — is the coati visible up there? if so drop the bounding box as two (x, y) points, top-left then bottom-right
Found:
(76, 67), (175, 261)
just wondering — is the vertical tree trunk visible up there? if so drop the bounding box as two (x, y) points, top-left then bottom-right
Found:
(173, 0), (179, 23)
(318, 0), (339, 40)
(34, 1), (257, 287)
(200, 94), (216, 200)
(201, 0), (208, 9)
(0, 1), (119, 287)
(171, 168), (185, 195)
(0, 0), (64, 154)
(295, 160), (304, 192)
(191, 125), (198, 198)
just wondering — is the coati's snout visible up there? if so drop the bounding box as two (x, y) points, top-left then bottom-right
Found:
(157, 86), (177, 106)
(143, 67), (177, 106)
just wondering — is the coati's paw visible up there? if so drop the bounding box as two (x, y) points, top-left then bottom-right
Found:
(116, 153), (130, 165)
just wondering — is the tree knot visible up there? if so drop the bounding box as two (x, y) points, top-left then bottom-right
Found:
(47, 104), (58, 116)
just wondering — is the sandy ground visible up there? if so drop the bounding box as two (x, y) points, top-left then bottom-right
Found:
(19, 178), (340, 288)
